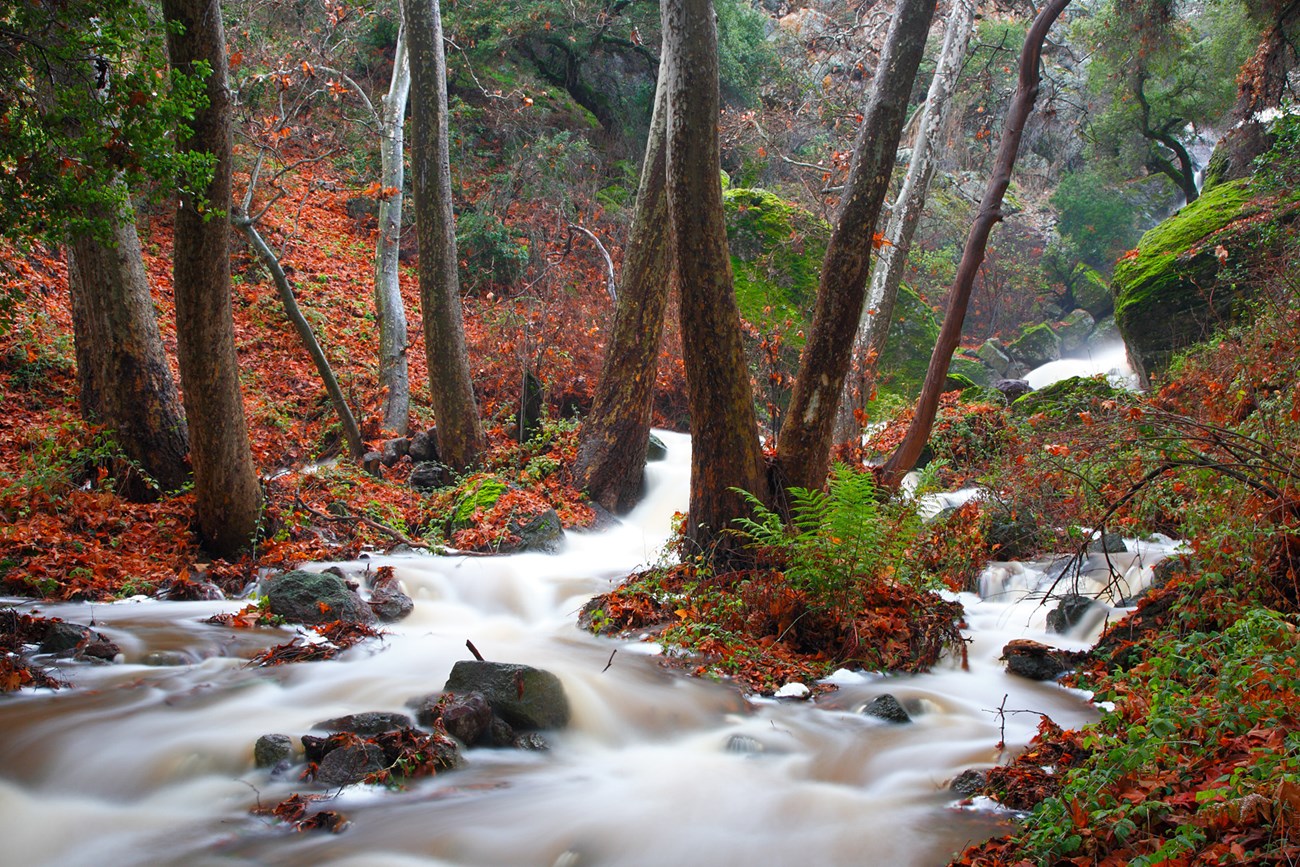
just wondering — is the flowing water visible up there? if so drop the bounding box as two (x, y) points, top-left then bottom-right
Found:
(0, 349), (1163, 867)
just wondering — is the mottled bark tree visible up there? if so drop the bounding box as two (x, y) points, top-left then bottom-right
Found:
(375, 25), (412, 434)
(66, 188), (191, 495)
(881, 0), (1072, 489)
(162, 0), (263, 557)
(664, 0), (768, 553)
(404, 0), (487, 471)
(573, 49), (671, 514)
(774, 0), (937, 493)
(838, 0), (976, 441)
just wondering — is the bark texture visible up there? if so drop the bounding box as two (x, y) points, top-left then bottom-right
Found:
(376, 25), (412, 434)
(881, 0), (1072, 489)
(573, 49), (671, 514)
(664, 0), (768, 553)
(839, 0), (976, 439)
(162, 0), (263, 557)
(404, 0), (487, 471)
(66, 181), (191, 496)
(774, 0), (937, 493)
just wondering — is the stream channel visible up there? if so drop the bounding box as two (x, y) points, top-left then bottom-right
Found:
(0, 346), (1171, 867)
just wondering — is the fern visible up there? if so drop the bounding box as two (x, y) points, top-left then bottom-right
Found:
(733, 463), (929, 611)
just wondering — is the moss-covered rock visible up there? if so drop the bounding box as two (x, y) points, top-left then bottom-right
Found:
(1007, 322), (1061, 368)
(1056, 309), (1096, 355)
(723, 187), (828, 336)
(876, 283), (941, 404)
(1010, 374), (1122, 418)
(950, 355), (993, 387)
(1071, 264), (1112, 319)
(1111, 178), (1262, 384)
(451, 475), (508, 529)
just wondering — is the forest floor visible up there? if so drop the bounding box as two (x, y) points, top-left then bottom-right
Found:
(2, 151), (1300, 862)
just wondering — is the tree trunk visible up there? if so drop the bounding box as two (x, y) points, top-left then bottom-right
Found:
(573, 48), (671, 514)
(664, 0), (768, 554)
(235, 215), (366, 461)
(837, 0), (976, 441)
(404, 0), (487, 471)
(881, 0), (1072, 489)
(774, 0), (937, 493)
(376, 24), (412, 435)
(161, 0), (263, 558)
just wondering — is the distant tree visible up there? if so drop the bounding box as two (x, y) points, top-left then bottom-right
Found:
(573, 50), (671, 513)
(883, 0), (1073, 489)
(162, 0), (264, 557)
(1082, 0), (1258, 203)
(774, 0), (938, 492)
(403, 0), (487, 471)
(2, 2), (196, 496)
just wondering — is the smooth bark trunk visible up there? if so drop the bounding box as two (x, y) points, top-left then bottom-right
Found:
(774, 0), (937, 493)
(162, 0), (263, 557)
(837, 0), (976, 441)
(664, 0), (768, 554)
(376, 25), (412, 434)
(235, 216), (366, 460)
(573, 48), (671, 514)
(404, 0), (487, 471)
(881, 0), (1072, 489)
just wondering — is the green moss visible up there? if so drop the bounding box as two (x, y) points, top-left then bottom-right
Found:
(1071, 263), (1112, 317)
(451, 475), (508, 529)
(1011, 375), (1122, 418)
(950, 356), (993, 387)
(723, 188), (829, 341)
(1007, 322), (1061, 366)
(874, 284), (940, 405)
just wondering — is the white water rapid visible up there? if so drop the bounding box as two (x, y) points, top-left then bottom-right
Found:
(1, 354), (1167, 867)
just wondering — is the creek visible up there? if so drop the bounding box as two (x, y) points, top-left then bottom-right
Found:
(0, 348), (1163, 867)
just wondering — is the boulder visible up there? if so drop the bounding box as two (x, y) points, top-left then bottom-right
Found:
(1086, 315), (1121, 350)
(254, 733), (295, 768)
(314, 741), (387, 787)
(1111, 178), (1298, 384)
(409, 461), (451, 492)
(1046, 594), (1101, 634)
(992, 379), (1032, 404)
(1087, 531), (1127, 554)
(36, 620), (120, 661)
(262, 570), (375, 626)
(976, 339), (1016, 379)
(862, 693), (911, 724)
(1056, 309), (1096, 356)
(1001, 639), (1070, 681)
(380, 437), (409, 468)
(368, 572), (413, 622)
(1070, 263), (1113, 319)
(1007, 323), (1061, 369)
(443, 660), (571, 730)
(313, 712), (413, 736)
(950, 768), (988, 798)
(408, 429), (439, 463)
(506, 508), (564, 553)
(439, 692), (494, 745)
(646, 433), (669, 462)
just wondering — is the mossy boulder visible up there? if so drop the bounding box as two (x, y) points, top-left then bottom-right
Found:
(875, 283), (941, 404)
(451, 475), (508, 529)
(950, 354), (993, 387)
(723, 187), (828, 335)
(1056, 309), (1096, 356)
(1011, 374), (1122, 418)
(1111, 179), (1260, 384)
(1006, 322), (1060, 369)
(1071, 264), (1113, 319)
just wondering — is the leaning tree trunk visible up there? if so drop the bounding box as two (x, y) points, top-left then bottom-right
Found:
(162, 0), (263, 557)
(837, 0), (976, 441)
(404, 0), (487, 471)
(573, 47), (671, 514)
(774, 0), (937, 493)
(376, 24), (412, 434)
(664, 0), (768, 555)
(235, 216), (366, 460)
(881, 0), (1072, 490)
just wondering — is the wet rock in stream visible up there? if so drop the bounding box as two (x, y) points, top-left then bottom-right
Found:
(261, 569), (375, 626)
(443, 660), (571, 730)
(862, 693), (911, 724)
(950, 768), (988, 798)
(313, 711), (414, 736)
(366, 567), (413, 622)
(314, 740), (388, 787)
(1001, 639), (1082, 681)
(254, 734), (295, 768)
(1046, 594), (1102, 634)
(35, 619), (120, 662)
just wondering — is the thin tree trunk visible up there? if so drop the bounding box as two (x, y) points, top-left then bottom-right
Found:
(376, 24), (412, 434)
(664, 0), (768, 554)
(162, 0), (263, 557)
(837, 0), (976, 441)
(881, 0), (1072, 489)
(404, 0), (487, 471)
(774, 0), (937, 493)
(573, 48), (671, 514)
(235, 215), (366, 460)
